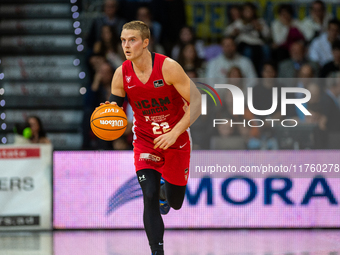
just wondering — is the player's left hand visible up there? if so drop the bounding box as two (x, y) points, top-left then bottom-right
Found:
(153, 132), (178, 150)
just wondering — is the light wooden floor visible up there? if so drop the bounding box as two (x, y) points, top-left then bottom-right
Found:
(0, 230), (339, 255)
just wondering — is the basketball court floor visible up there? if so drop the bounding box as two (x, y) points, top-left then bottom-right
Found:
(0, 230), (339, 255)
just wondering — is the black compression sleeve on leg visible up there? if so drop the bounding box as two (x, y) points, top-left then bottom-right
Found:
(137, 169), (164, 255)
(108, 94), (124, 107)
(164, 181), (186, 210)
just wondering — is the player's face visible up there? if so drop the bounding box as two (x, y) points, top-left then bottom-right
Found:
(121, 29), (148, 60)
(28, 117), (40, 134)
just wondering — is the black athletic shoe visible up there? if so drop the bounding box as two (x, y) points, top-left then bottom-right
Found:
(159, 177), (170, 215)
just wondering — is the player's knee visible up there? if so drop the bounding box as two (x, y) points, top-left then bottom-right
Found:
(143, 188), (158, 203)
(172, 204), (182, 210)
(169, 201), (183, 210)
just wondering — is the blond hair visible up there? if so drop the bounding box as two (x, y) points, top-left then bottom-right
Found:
(122, 21), (150, 40)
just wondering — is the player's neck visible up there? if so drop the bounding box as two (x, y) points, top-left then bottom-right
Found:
(132, 50), (152, 73)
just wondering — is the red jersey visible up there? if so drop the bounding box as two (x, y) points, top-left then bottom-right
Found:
(122, 53), (186, 142)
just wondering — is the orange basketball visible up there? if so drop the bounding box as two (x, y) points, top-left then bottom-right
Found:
(90, 104), (128, 141)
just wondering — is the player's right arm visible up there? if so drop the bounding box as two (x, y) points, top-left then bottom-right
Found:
(100, 66), (125, 107)
(110, 66), (125, 97)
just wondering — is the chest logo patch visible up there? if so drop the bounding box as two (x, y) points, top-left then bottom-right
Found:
(126, 76), (132, 83)
(153, 79), (164, 88)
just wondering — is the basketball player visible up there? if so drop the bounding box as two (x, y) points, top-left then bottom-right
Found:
(100, 21), (201, 254)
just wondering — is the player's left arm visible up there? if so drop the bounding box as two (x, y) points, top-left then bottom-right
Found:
(154, 58), (201, 150)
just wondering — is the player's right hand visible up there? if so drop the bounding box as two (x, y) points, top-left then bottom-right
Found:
(97, 101), (123, 110)
(100, 101), (118, 106)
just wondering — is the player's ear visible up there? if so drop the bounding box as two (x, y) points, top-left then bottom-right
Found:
(143, 38), (149, 49)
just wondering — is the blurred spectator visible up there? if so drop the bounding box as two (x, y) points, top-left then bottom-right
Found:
(306, 82), (322, 110)
(300, 0), (332, 42)
(260, 61), (277, 79)
(251, 62), (282, 149)
(280, 64), (317, 120)
(215, 122), (235, 137)
(93, 25), (125, 69)
(184, 68), (198, 79)
(148, 35), (165, 55)
(203, 43), (223, 62)
(278, 41), (318, 78)
(189, 85), (213, 149)
(113, 135), (133, 150)
(136, 6), (162, 43)
(13, 122), (32, 144)
(320, 40), (340, 78)
(91, 62), (114, 104)
(86, 54), (107, 105)
(320, 73), (340, 132)
(228, 5), (242, 23)
(271, 4), (305, 62)
(157, 0), (186, 54)
(225, 2), (270, 75)
(27, 116), (51, 144)
(82, 54), (106, 150)
(287, 81), (327, 149)
(206, 36), (257, 80)
(87, 62), (118, 150)
(211, 68), (260, 150)
(88, 54), (106, 77)
(226, 67), (259, 145)
(178, 43), (205, 77)
(227, 66), (244, 90)
(301, 82), (328, 149)
(116, 0), (184, 47)
(86, 0), (125, 50)
(298, 82), (324, 123)
(211, 123), (247, 150)
(171, 26), (205, 61)
(298, 64), (315, 79)
(295, 64), (316, 96)
(308, 18), (340, 66)
(210, 94), (248, 150)
(228, 66), (243, 78)
(253, 62), (282, 120)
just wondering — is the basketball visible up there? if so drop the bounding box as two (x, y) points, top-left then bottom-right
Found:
(90, 104), (128, 141)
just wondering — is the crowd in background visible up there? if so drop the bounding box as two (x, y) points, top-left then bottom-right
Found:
(13, 116), (51, 145)
(82, 0), (340, 150)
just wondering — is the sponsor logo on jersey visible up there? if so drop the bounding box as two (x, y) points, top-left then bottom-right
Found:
(134, 97), (170, 115)
(139, 153), (162, 162)
(184, 168), (189, 174)
(100, 119), (124, 127)
(153, 79), (164, 88)
(125, 75), (132, 83)
(141, 107), (168, 115)
(144, 114), (170, 123)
